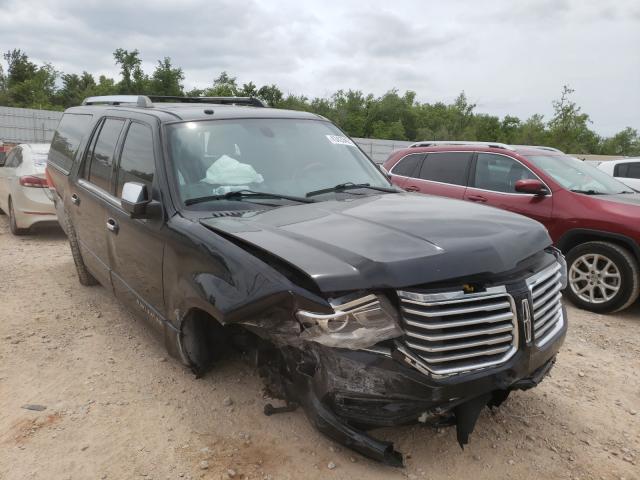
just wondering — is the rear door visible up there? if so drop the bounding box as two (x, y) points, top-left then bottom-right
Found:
(105, 120), (166, 323)
(387, 153), (424, 189)
(70, 117), (126, 287)
(403, 151), (472, 199)
(464, 152), (553, 226)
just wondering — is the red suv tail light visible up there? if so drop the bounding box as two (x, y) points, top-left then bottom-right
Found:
(19, 175), (48, 188)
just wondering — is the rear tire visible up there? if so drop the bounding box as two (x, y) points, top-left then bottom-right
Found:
(565, 241), (639, 313)
(8, 198), (29, 235)
(64, 215), (98, 286)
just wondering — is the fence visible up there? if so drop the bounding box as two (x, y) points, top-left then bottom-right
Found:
(0, 106), (63, 144)
(0, 106), (624, 163)
(353, 138), (413, 164)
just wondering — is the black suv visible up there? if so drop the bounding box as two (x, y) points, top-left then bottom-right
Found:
(46, 95), (567, 466)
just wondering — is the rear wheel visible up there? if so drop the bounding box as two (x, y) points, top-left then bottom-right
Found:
(64, 215), (98, 286)
(565, 241), (639, 313)
(8, 198), (29, 235)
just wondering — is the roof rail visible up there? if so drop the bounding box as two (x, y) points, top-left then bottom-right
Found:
(512, 145), (564, 153)
(81, 95), (267, 108)
(409, 140), (516, 151)
(146, 95), (267, 107)
(82, 95), (153, 107)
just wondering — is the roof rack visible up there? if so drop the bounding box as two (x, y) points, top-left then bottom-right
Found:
(81, 95), (267, 108)
(409, 140), (516, 151)
(512, 145), (564, 153)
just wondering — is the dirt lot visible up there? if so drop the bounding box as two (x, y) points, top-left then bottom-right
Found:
(0, 218), (639, 480)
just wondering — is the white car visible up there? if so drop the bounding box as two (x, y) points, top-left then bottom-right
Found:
(596, 158), (640, 191)
(0, 143), (57, 235)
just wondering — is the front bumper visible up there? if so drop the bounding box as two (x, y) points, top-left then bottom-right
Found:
(279, 305), (567, 466)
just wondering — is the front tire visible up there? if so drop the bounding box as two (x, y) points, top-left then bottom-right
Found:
(64, 215), (98, 286)
(8, 198), (29, 235)
(565, 241), (639, 313)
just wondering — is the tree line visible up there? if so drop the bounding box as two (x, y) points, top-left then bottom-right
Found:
(1, 48), (638, 155)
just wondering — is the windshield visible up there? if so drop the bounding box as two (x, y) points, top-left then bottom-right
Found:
(166, 118), (391, 206)
(526, 154), (634, 195)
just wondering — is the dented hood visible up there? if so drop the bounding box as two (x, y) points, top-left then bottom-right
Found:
(199, 193), (552, 292)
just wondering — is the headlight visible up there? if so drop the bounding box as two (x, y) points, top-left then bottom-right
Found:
(296, 294), (403, 349)
(551, 247), (568, 289)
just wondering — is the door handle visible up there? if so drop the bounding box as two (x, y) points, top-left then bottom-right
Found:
(71, 193), (80, 205)
(106, 218), (119, 233)
(405, 185), (420, 192)
(468, 195), (488, 203)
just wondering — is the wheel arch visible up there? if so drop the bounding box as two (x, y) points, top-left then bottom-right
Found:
(174, 305), (231, 376)
(557, 229), (640, 262)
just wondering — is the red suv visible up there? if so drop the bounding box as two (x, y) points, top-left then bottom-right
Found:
(383, 141), (640, 313)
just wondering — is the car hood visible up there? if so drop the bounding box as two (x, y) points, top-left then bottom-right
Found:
(199, 193), (552, 292)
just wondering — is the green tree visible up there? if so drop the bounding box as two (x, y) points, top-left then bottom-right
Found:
(149, 57), (184, 96)
(548, 85), (597, 153)
(257, 84), (283, 106)
(599, 127), (640, 156)
(113, 48), (147, 94)
(3, 49), (37, 88)
(204, 71), (239, 96)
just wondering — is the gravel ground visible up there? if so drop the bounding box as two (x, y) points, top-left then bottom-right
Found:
(0, 218), (639, 480)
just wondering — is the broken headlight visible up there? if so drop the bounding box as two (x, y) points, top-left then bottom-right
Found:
(296, 294), (403, 349)
(550, 247), (568, 289)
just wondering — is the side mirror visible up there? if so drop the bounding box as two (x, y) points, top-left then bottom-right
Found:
(121, 182), (151, 218)
(515, 179), (549, 196)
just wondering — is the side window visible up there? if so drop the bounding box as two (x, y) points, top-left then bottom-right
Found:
(49, 113), (93, 174)
(391, 153), (423, 177)
(613, 163), (628, 177)
(116, 123), (155, 198)
(473, 153), (537, 193)
(3, 150), (16, 168)
(85, 118), (125, 192)
(418, 152), (472, 186)
(5, 148), (22, 168)
(617, 162), (640, 179)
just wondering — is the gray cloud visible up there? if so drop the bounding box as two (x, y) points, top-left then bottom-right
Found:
(0, 0), (638, 135)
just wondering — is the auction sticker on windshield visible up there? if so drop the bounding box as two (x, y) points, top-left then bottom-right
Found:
(326, 135), (356, 147)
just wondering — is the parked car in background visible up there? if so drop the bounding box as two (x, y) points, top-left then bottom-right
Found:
(384, 141), (640, 314)
(0, 143), (56, 235)
(596, 158), (640, 191)
(46, 96), (567, 466)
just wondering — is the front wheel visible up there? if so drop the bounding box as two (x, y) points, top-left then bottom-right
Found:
(565, 241), (639, 313)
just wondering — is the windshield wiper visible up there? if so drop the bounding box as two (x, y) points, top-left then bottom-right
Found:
(569, 189), (606, 195)
(305, 182), (398, 198)
(185, 189), (316, 206)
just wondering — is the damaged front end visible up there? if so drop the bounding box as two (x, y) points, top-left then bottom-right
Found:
(237, 256), (567, 467)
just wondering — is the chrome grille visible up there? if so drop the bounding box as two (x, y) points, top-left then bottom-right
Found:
(527, 262), (564, 347)
(397, 287), (518, 375)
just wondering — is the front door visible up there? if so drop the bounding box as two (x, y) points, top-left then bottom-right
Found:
(464, 152), (553, 227)
(71, 117), (126, 288)
(105, 120), (165, 326)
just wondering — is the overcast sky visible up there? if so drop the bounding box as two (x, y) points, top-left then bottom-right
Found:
(1, 0), (638, 135)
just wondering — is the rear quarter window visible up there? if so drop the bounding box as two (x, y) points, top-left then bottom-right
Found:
(48, 113), (93, 175)
(391, 153), (423, 177)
